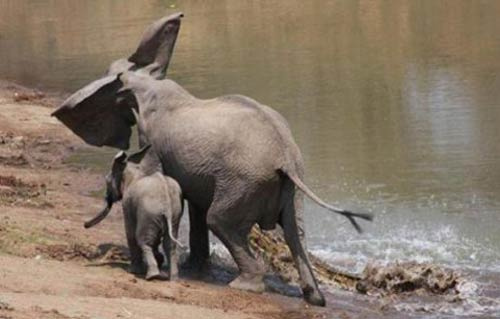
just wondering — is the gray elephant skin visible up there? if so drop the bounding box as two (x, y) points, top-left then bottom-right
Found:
(52, 13), (373, 306)
(84, 145), (184, 281)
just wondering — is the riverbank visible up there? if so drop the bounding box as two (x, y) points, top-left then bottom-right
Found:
(0, 80), (379, 319)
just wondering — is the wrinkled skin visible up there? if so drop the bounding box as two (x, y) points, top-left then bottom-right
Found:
(53, 13), (373, 306)
(85, 146), (184, 281)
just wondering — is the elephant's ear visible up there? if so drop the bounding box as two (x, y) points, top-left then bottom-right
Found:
(51, 75), (135, 150)
(128, 12), (183, 78)
(127, 144), (152, 164)
(52, 13), (183, 150)
(114, 150), (127, 164)
(112, 151), (127, 168)
(111, 150), (128, 175)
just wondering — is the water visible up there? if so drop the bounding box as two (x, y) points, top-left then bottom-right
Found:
(1, 1), (500, 316)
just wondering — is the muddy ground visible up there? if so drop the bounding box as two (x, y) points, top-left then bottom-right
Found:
(0, 80), (396, 319)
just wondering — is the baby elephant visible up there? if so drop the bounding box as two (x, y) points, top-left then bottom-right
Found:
(84, 145), (184, 281)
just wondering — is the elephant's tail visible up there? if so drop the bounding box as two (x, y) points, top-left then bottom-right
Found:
(281, 170), (373, 233)
(164, 213), (185, 249)
(160, 177), (186, 249)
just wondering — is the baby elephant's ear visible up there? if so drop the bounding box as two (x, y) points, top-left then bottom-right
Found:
(113, 151), (128, 164)
(127, 144), (152, 164)
(111, 151), (128, 172)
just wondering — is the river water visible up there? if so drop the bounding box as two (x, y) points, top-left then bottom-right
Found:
(1, 1), (499, 317)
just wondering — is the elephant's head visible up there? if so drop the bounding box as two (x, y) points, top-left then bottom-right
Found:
(52, 12), (183, 150)
(84, 145), (152, 229)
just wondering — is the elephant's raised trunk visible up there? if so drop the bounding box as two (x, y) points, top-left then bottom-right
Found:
(84, 194), (114, 229)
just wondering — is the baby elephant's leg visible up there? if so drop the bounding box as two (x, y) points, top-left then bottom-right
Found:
(137, 222), (169, 281)
(163, 235), (179, 280)
(153, 246), (164, 268)
(138, 242), (169, 281)
(124, 209), (144, 275)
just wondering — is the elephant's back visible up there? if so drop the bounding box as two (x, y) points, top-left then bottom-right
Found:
(153, 93), (304, 187)
(214, 94), (304, 171)
(208, 95), (301, 173)
(124, 175), (168, 215)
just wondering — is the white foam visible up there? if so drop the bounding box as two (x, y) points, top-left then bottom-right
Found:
(309, 223), (500, 317)
(310, 223), (500, 275)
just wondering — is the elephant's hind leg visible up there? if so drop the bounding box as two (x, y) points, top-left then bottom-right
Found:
(207, 196), (266, 293)
(136, 222), (169, 281)
(280, 180), (325, 306)
(140, 243), (169, 281)
(123, 208), (144, 275)
(153, 247), (164, 267)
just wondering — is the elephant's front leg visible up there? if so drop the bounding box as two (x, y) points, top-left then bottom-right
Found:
(184, 202), (209, 273)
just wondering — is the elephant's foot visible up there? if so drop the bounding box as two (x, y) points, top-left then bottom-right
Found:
(146, 269), (170, 281)
(303, 286), (326, 307)
(229, 273), (265, 293)
(181, 254), (209, 276)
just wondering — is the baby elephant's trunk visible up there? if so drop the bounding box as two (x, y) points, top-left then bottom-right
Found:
(84, 195), (114, 228)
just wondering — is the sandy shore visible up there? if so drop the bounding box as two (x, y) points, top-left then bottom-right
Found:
(0, 80), (369, 319)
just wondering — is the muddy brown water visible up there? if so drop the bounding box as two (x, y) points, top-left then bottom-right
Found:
(1, 1), (500, 317)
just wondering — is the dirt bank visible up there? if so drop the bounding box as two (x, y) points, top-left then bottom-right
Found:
(0, 80), (385, 319)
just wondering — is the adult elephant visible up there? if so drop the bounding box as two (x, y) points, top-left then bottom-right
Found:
(53, 14), (372, 306)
